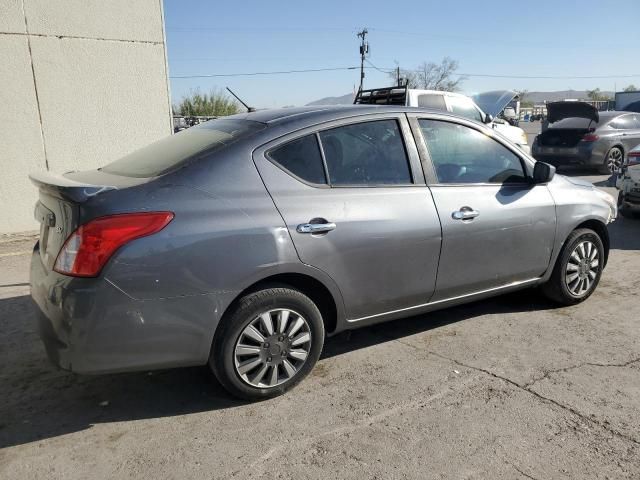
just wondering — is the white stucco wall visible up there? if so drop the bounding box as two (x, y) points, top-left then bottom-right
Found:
(0, 0), (172, 234)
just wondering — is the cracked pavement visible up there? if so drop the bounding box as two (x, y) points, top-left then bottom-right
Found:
(1, 172), (639, 479)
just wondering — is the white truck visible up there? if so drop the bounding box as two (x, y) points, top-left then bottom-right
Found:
(354, 86), (530, 153)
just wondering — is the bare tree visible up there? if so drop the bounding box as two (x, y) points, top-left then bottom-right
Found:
(390, 57), (465, 91)
(624, 84), (638, 92)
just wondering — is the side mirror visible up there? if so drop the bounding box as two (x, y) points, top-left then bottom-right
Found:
(483, 113), (493, 124)
(533, 162), (556, 183)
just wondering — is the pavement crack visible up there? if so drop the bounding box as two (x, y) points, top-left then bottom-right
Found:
(523, 357), (640, 388)
(383, 335), (640, 447)
(505, 460), (538, 480)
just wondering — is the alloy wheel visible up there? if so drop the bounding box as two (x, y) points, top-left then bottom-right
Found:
(606, 148), (623, 172)
(233, 309), (312, 388)
(565, 240), (600, 297)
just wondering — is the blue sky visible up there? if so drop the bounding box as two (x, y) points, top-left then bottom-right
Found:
(164, 0), (640, 109)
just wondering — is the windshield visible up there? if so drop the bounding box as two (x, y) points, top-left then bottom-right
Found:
(101, 119), (265, 178)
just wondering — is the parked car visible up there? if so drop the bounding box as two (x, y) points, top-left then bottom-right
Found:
(532, 102), (640, 173)
(355, 86), (530, 153)
(616, 143), (640, 217)
(30, 106), (616, 399)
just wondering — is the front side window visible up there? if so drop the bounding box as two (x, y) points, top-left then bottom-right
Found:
(268, 134), (327, 185)
(447, 96), (484, 123)
(419, 119), (527, 184)
(318, 120), (412, 185)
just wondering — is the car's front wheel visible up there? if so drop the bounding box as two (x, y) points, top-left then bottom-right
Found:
(210, 286), (324, 400)
(541, 228), (604, 305)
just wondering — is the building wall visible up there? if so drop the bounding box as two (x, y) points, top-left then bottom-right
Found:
(0, 0), (172, 234)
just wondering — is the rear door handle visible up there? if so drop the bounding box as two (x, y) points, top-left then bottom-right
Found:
(296, 222), (336, 234)
(452, 207), (480, 221)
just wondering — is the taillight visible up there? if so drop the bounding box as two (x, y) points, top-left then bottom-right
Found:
(54, 212), (174, 277)
(581, 133), (599, 142)
(628, 152), (640, 166)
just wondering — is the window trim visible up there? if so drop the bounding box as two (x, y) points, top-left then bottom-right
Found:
(260, 113), (425, 189)
(406, 112), (534, 187)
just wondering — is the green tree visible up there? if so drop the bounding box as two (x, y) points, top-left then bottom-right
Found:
(624, 84), (638, 92)
(586, 88), (612, 101)
(390, 57), (465, 91)
(174, 89), (240, 116)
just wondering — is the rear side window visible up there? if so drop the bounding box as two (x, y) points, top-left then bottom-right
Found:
(101, 119), (265, 178)
(418, 94), (447, 111)
(609, 115), (634, 129)
(419, 119), (526, 184)
(268, 134), (327, 184)
(319, 120), (412, 185)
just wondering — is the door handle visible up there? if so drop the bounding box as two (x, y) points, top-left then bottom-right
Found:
(296, 222), (336, 234)
(452, 207), (480, 221)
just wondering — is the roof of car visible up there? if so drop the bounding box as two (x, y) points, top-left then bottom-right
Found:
(226, 105), (442, 125)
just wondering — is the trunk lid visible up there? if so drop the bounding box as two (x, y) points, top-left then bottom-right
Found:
(29, 170), (142, 270)
(546, 101), (599, 124)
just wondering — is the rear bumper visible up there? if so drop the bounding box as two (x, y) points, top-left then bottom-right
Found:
(532, 150), (596, 167)
(30, 244), (223, 374)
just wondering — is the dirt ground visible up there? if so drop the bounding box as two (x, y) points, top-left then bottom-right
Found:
(1, 170), (639, 479)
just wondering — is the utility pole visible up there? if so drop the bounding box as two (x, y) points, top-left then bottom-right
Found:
(357, 28), (368, 92)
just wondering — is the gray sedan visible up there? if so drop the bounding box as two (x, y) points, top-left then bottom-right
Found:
(30, 106), (616, 399)
(532, 102), (640, 173)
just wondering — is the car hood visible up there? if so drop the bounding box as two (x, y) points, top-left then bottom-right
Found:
(471, 90), (518, 117)
(560, 174), (595, 189)
(546, 101), (599, 124)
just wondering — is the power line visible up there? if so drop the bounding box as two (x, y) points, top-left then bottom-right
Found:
(170, 65), (640, 80)
(170, 66), (358, 79)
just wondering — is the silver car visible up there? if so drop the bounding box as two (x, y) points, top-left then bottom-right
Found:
(30, 106), (616, 399)
(532, 102), (640, 173)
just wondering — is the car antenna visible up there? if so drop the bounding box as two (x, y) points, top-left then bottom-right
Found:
(226, 87), (255, 112)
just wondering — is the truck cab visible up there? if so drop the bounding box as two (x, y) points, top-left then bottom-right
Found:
(355, 86), (530, 153)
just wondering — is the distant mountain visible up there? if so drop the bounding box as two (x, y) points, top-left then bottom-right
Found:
(306, 93), (354, 106)
(306, 90), (615, 106)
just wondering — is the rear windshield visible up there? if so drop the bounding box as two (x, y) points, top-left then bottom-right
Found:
(101, 119), (265, 178)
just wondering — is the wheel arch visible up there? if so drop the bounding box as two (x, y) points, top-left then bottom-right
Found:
(575, 219), (610, 267)
(221, 269), (345, 337)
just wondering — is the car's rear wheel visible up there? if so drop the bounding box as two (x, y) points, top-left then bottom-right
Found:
(541, 228), (604, 305)
(210, 286), (324, 400)
(600, 146), (623, 174)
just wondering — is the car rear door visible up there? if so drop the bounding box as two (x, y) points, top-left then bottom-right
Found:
(616, 114), (640, 151)
(409, 114), (556, 301)
(253, 114), (442, 322)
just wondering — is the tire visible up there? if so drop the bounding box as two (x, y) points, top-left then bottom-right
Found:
(209, 286), (324, 400)
(618, 191), (640, 219)
(541, 228), (604, 305)
(599, 146), (623, 174)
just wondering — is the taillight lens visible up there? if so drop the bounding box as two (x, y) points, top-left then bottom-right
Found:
(581, 133), (599, 142)
(54, 212), (174, 277)
(628, 152), (640, 166)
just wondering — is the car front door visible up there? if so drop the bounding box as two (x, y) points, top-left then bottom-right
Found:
(253, 115), (442, 322)
(410, 114), (556, 301)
